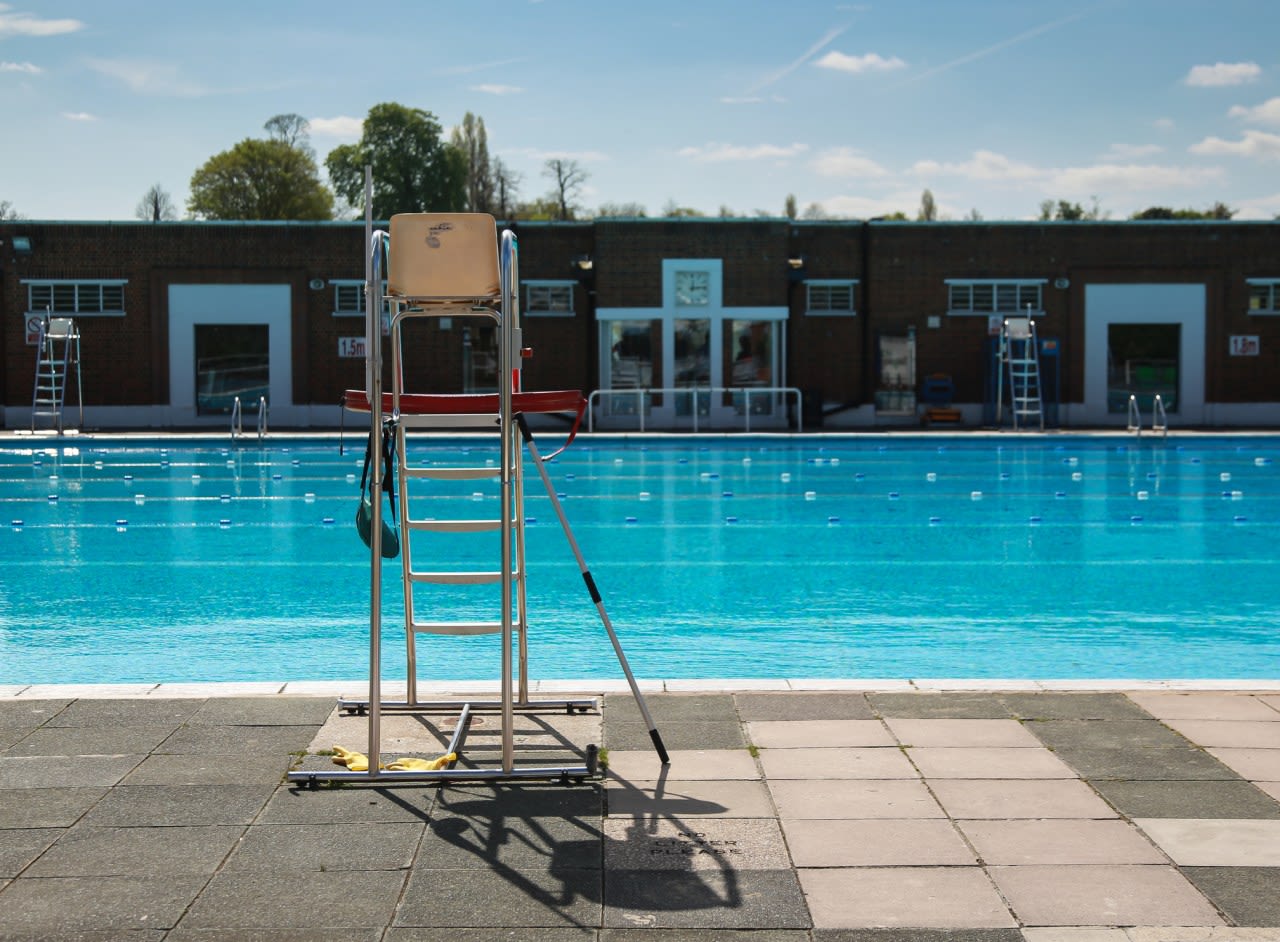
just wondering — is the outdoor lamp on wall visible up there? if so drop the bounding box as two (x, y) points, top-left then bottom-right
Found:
(786, 255), (806, 281)
(572, 255), (593, 274)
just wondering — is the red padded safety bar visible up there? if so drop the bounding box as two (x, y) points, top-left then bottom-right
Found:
(344, 389), (583, 415)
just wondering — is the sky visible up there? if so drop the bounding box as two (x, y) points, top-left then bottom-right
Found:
(2, 0), (1279, 222)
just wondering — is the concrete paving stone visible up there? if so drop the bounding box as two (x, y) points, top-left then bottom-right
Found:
(1163, 720), (1280, 750)
(25, 824), (242, 876)
(122, 752), (292, 786)
(1021, 930), (1128, 942)
(867, 693), (1014, 719)
(417, 813), (601, 871)
(387, 930), (594, 942)
(185, 696), (337, 726)
(0, 874), (207, 934)
(1049, 746), (1241, 782)
(603, 816), (790, 871)
(0, 930), (169, 942)
(0, 827), (61, 877)
(157, 723), (320, 755)
(1092, 779), (1280, 819)
(958, 819), (1165, 865)
(0, 727), (35, 750)
(1125, 930), (1280, 942)
(0, 754), (143, 788)
(1182, 867), (1280, 926)
(605, 930), (810, 942)
(261, 783), (435, 824)
(758, 746), (918, 780)
(148, 682), (284, 698)
(788, 680), (915, 692)
(18, 684), (156, 699)
(605, 693), (738, 723)
(44, 698), (205, 727)
(799, 866), (1015, 929)
(604, 868), (810, 930)
(225, 821), (423, 871)
(181, 869), (406, 930)
(1134, 818), (1280, 866)
(1000, 693), (1156, 721)
(1129, 694), (1280, 722)
(746, 720), (896, 749)
(396, 866), (601, 928)
(989, 865), (1224, 927)
(783, 818), (975, 867)
(606, 749), (758, 782)
(908, 746), (1078, 779)
(1207, 748), (1280, 781)
(734, 693), (874, 721)
(0, 699), (70, 724)
(884, 719), (1043, 748)
(0, 786), (107, 828)
(436, 784), (603, 820)
(79, 784), (275, 827)
(1025, 720), (1192, 751)
(1260, 781), (1280, 803)
(813, 931), (1025, 942)
(768, 778), (943, 820)
(605, 721), (744, 751)
(3, 724), (178, 757)
(606, 779), (775, 819)
(1264, 696), (1280, 714)
(930, 779), (1117, 820)
(169, 930), (383, 942)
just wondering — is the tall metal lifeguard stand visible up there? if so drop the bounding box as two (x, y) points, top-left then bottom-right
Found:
(290, 191), (665, 788)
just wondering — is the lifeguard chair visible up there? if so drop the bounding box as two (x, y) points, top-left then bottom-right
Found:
(290, 194), (665, 788)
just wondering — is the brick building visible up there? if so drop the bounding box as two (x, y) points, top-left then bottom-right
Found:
(1, 217), (1277, 430)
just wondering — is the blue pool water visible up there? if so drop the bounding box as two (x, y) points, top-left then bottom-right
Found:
(2, 434), (1278, 683)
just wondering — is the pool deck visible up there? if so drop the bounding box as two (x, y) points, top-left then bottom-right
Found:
(2, 682), (1280, 941)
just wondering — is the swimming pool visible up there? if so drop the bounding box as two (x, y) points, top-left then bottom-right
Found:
(2, 434), (1278, 684)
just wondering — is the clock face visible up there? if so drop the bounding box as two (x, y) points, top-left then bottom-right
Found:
(675, 270), (710, 307)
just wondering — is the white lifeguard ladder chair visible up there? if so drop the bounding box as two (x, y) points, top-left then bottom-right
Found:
(290, 197), (666, 788)
(31, 315), (83, 434)
(996, 314), (1044, 431)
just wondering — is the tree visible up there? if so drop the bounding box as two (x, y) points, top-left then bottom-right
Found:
(263, 113), (311, 152)
(661, 199), (704, 218)
(801, 202), (830, 220)
(325, 103), (467, 219)
(450, 112), (493, 214)
(542, 158), (589, 221)
(490, 157), (520, 220)
(1039, 196), (1106, 221)
(917, 188), (937, 221)
(595, 201), (647, 218)
(189, 137), (333, 220)
(0, 199), (21, 220)
(135, 184), (177, 221)
(1131, 202), (1236, 220)
(784, 194), (798, 219)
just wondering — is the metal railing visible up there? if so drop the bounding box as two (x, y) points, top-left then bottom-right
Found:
(255, 395), (269, 440)
(1127, 394), (1141, 435)
(587, 385), (802, 433)
(1152, 394), (1168, 437)
(230, 396), (242, 439)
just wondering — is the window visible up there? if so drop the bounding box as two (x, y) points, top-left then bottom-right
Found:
(1247, 279), (1280, 314)
(26, 280), (126, 316)
(947, 279), (1044, 315)
(331, 280), (386, 316)
(525, 281), (575, 316)
(805, 280), (857, 315)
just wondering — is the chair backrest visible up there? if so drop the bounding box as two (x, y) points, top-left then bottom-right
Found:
(1005, 317), (1033, 340)
(47, 317), (75, 339)
(388, 213), (500, 301)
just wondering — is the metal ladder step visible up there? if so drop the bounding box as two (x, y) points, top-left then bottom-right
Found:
(409, 570), (509, 585)
(410, 620), (505, 636)
(403, 466), (501, 480)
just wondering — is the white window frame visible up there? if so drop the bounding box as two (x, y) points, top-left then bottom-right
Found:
(330, 279), (386, 317)
(804, 279), (858, 316)
(946, 279), (1045, 316)
(525, 280), (576, 317)
(1246, 278), (1280, 315)
(24, 279), (127, 316)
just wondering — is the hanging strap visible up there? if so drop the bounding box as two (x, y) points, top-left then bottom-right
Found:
(358, 419), (398, 526)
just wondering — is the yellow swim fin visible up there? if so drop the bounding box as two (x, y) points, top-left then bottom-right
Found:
(330, 745), (370, 772)
(386, 752), (457, 772)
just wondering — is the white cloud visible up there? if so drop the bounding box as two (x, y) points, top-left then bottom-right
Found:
(309, 115), (363, 139)
(820, 192), (917, 219)
(470, 83), (523, 95)
(1232, 192), (1280, 220)
(811, 147), (888, 178)
(61, 111), (96, 121)
(814, 51), (906, 74)
(1190, 129), (1280, 160)
(0, 59), (39, 73)
(85, 58), (207, 96)
(0, 5), (84, 38)
(1154, 117), (1176, 131)
(1050, 162), (1222, 193)
(1184, 62), (1261, 87)
(678, 142), (808, 163)
(911, 150), (1042, 182)
(748, 25), (846, 94)
(1228, 97), (1280, 126)
(720, 94), (785, 105)
(1101, 143), (1164, 161)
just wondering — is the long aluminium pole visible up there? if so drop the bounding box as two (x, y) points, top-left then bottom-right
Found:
(365, 166), (382, 777)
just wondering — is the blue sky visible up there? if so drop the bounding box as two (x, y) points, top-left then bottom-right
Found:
(3, 0), (1278, 221)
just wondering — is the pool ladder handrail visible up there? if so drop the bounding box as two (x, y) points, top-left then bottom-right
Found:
(1152, 393), (1168, 438)
(230, 396), (242, 439)
(255, 395), (268, 440)
(1127, 394), (1141, 435)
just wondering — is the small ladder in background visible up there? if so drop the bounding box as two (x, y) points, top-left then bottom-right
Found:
(1000, 315), (1044, 431)
(31, 316), (83, 434)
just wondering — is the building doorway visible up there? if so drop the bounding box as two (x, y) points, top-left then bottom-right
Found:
(1107, 323), (1179, 413)
(194, 324), (269, 415)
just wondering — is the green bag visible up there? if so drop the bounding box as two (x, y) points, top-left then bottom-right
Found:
(355, 427), (400, 559)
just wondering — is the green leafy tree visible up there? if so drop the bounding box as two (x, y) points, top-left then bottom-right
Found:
(1039, 197), (1106, 221)
(1131, 202), (1236, 220)
(595, 201), (647, 218)
(325, 103), (466, 219)
(491, 157), (520, 220)
(784, 194), (798, 219)
(661, 199), (704, 218)
(917, 188), (937, 221)
(450, 112), (493, 213)
(188, 132), (333, 220)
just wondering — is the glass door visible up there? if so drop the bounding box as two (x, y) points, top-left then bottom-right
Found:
(1107, 323), (1179, 413)
(673, 318), (710, 417)
(194, 324), (269, 416)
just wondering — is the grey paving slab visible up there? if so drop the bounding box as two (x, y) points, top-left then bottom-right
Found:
(605, 720), (745, 751)
(224, 821), (423, 871)
(908, 747), (1077, 779)
(604, 868), (810, 929)
(0, 827), (61, 877)
(929, 779), (1117, 820)
(3, 724), (178, 757)
(0, 754), (143, 788)
(122, 752), (292, 785)
(812, 931), (1025, 942)
(1131, 693), (1280, 721)
(1183, 866), (1280, 926)
(747, 720), (896, 749)
(0, 874), (207, 934)
(603, 816), (790, 871)
(157, 723), (319, 755)
(957, 819), (1166, 865)
(44, 698), (205, 727)
(799, 866), (1014, 929)
(180, 869), (406, 930)
(25, 824), (242, 876)
(388, 931), (594, 942)
(734, 692), (874, 721)
(0, 726), (35, 750)
(1000, 693), (1156, 721)
(417, 813), (601, 871)
(868, 693), (1014, 719)
(758, 746), (917, 780)
(607, 780), (775, 818)
(436, 784), (604, 820)
(607, 749), (759, 782)
(1025, 720), (1192, 751)
(1092, 779), (1280, 819)
(1135, 818), (1280, 866)
(168, 930), (383, 942)
(606, 931), (810, 942)
(261, 783), (436, 824)
(0, 786), (107, 828)
(185, 696), (337, 726)
(989, 865), (1224, 927)
(0, 699), (70, 725)
(768, 778), (943, 819)
(0, 929), (169, 942)
(886, 719), (1044, 748)
(1165, 720), (1280, 749)
(1049, 745), (1242, 781)
(605, 693), (738, 723)
(1208, 747), (1280, 781)
(79, 784), (275, 827)
(783, 818), (976, 867)
(395, 866), (601, 928)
